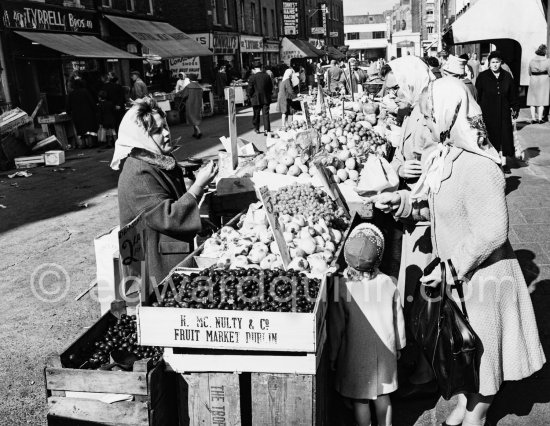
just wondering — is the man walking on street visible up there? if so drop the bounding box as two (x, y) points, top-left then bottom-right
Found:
(248, 61), (273, 135)
(129, 71), (148, 100)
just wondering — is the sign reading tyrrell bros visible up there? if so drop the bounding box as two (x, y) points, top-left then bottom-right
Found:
(2, 1), (97, 34)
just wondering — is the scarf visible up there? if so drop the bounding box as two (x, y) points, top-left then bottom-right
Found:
(110, 105), (162, 171)
(388, 56), (434, 106)
(411, 77), (501, 200)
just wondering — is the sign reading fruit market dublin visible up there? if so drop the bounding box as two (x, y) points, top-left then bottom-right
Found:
(1, 1), (97, 34)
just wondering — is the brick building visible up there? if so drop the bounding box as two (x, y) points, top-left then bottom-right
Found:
(420, 0), (440, 56)
(302, 0), (344, 48)
(387, 0), (422, 58)
(344, 14), (389, 61)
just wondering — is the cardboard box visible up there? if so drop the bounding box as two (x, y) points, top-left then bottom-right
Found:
(44, 150), (65, 166)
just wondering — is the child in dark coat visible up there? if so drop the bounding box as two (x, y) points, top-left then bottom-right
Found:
(97, 90), (118, 147)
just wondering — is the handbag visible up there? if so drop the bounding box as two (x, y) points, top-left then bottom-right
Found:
(410, 259), (482, 400)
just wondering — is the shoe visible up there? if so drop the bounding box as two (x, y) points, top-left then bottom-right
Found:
(192, 133), (197, 139)
(530, 120), (536, 124)
(441, 422), (462, 426)
(503, 165), (511, 174)
(197, 133), (202, 139)
(394, 380), (438, 399)
(254, 129), (262, 134)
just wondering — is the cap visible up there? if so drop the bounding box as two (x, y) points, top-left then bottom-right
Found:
(343, 223), (385, 272)
(442, 55), (466, 76)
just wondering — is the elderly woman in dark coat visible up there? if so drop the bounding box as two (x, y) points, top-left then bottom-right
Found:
(475, 50), (519, 173)
(66, 78), (98, 148)
(111, 97), (217, 284)
(179, 73), (204, 138)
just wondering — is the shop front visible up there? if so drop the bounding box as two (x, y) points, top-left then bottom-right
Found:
(240, 35), (264, 69)
(0, 1), (138, 114)
(263, 41), (280, 67)
(280, 37), (320, 65)
(191, 32), (240, 83)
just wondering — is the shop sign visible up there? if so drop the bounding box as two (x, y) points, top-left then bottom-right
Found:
(321, 3), (327, 35)
(330, 32), (339, 38)
(264, 41), (279, 53)
(283, 1), (299, 36)
(311, 27), (325, 35)
(190, 33), (210, 48)
(168, 57), (202, 79)
(212, 33), (238, 55)
(240, 36), (264, 53)
(2, 2), (97, 34)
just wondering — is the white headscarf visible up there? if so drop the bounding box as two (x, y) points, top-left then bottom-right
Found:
(388, 56), (434, 106)
(282, 68), (294, 81)
(110, 102), (162, 171)
(411, 77), (501, 200)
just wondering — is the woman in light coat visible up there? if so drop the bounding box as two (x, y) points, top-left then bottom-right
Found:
(527, 44), (550, 124)
(277, 69), (297, 127)
(369, 77), (546, 426)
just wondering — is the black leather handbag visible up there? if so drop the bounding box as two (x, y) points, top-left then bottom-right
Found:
(410, 259), (482, 400)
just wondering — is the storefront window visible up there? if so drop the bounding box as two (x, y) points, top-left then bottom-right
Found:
(262, 7), (268, 34)
(212, 0), (219, 25)
(240, 0), (245, 30)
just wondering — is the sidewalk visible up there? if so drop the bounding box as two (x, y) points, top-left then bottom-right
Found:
(395, 110), (550, 426)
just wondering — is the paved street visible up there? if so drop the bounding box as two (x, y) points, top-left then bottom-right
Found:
(0, 107), (549, 425)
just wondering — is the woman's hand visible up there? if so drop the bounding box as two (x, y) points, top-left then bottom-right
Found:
(367, 192), (401, 213)
(195, 161), (218, 188)
(399, 160), (423, 179)
(420, 265), (442, 287)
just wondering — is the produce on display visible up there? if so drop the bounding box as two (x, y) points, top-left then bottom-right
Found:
(152, 268), (322, 313)
(66, 314), (163, 369)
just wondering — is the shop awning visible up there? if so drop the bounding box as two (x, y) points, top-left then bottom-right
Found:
(450, 0), (546, 85)
(280, 37), (320, 64)
(15, 31), (139, 59)
(105, 15), (212, 59)
(327, 46), (346, 60)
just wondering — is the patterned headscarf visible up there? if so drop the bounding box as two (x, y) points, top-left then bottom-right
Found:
(344, 223), (385, 272)
(388, 56), (435, 106)
(411, 77), (501, 199)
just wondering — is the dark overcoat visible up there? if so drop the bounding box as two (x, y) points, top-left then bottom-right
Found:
(248, 71), (274, 106)
(118, 148), (201, 285)
(66, 87), (98, 135)
(180, 82), (203, 126)
(475, 69), (519, 156)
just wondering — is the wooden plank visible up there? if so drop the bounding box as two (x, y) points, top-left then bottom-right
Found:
(227, 87), (238, 170)
(137, 305), (316, 352)
(164, 347), (319, 375)
(177, 373), (242, 426)
(47, 397), (149, 426)
(251, 373), (314, 425)
(258, 186), (291, 269)
(45, 368), (148, 395)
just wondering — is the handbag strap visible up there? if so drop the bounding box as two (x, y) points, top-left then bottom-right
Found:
(447, 259), (469, 319)
(438, 261), (447, 317)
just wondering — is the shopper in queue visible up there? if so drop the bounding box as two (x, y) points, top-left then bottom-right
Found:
(129, 71), (148, 100)
(248, 61), (273, 135)
(111, 97), (217, 285)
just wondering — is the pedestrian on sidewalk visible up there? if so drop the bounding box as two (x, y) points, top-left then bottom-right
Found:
(111, 97), (218, 284)
(369, 77), (546, 426)
(129, 71), (148, 100)
(247, 61), (273, 135)
(97, 90), (117, 147)
(102, 72), (125, 129)
(467, 52), (481, 84)
(475, 50), (520, 173)
(527, 44), (550, 124)
(179, 74), (204, 139)
(329, 223), (405, 426)
(66, 78), (98, 148)
(277, 68), (298, 129)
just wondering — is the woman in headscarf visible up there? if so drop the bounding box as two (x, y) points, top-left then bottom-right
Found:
(380, 56), (438, 397)
(277, 68), (297, 128)
(369, 77), (546, 426)
(111, 97), (218, 285)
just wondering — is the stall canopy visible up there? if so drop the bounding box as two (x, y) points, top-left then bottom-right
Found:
(105, 15), (213, 59)
(327, 46), (346, 60)
(15, 32), (139, 59)
(281, 37), (320, 65)
(450, 0), (546, 85)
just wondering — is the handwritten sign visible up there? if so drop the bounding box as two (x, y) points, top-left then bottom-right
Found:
(2, 2), (97, 34)
(227, 87), (238, 170)
(168, 57), (202, 79)
(118, 214), (147, 298)
(258, 186), (291, 269)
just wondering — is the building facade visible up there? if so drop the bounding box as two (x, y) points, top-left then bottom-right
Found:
(420, 0), (440, 56)
(387, 0), (422, 58)
(344, 14), (388, 61)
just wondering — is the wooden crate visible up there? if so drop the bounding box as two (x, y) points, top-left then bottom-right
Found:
(174, 346), (329, 426)
(176, 372), (243, 426)
(137, 273), (329, 353)
(44, 301), (177, 426)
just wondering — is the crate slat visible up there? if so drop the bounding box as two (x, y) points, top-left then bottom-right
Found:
(45, 368), (148, 395)
(47, 397), (149, 426)
(177, 373), (242, 426)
